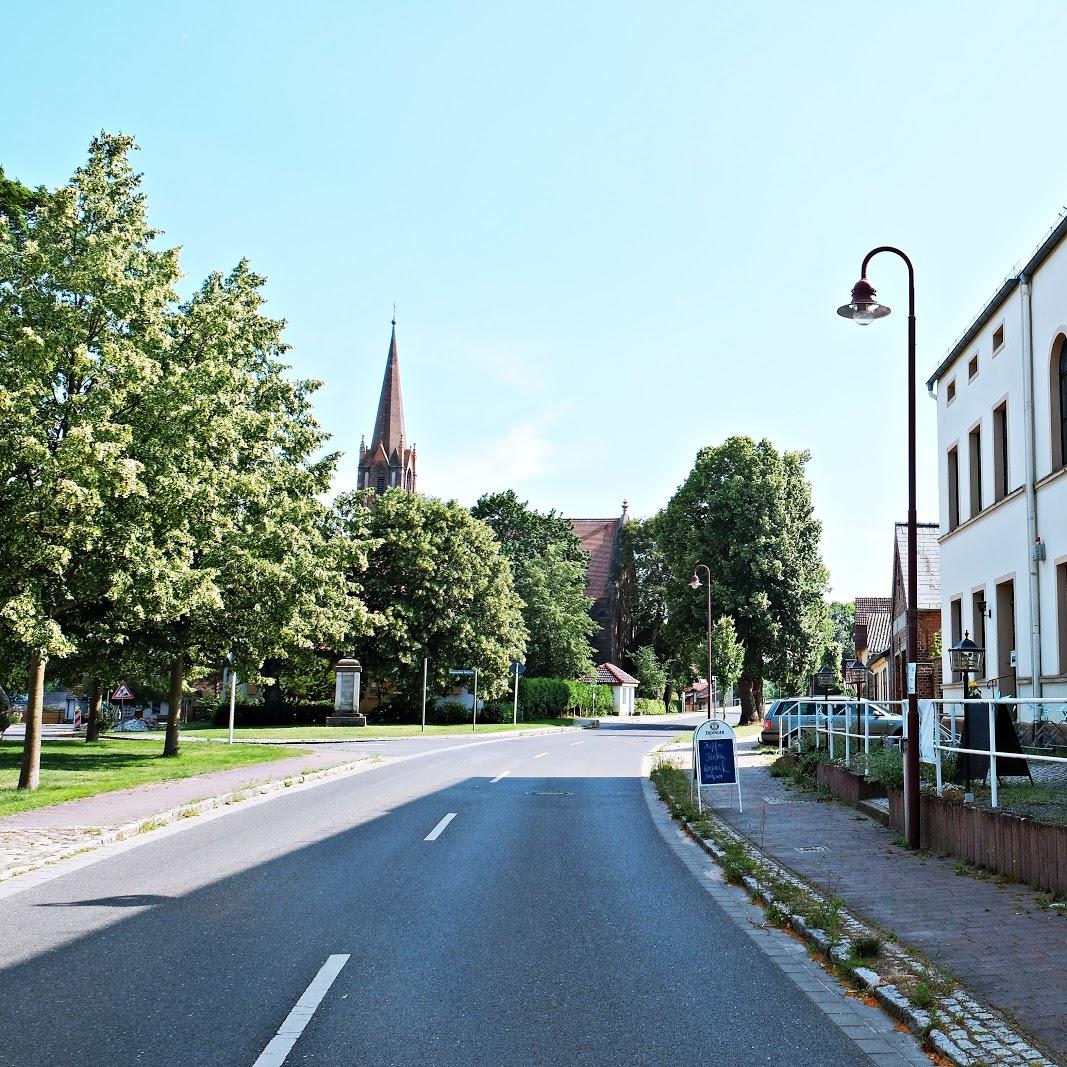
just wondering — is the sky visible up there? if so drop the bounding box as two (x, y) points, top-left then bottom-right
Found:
(4, 1), (1067, 601)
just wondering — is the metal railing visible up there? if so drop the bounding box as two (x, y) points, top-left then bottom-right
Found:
(929, 698), (1067, 809)
(777, 696), (903, 763)
(776, 694), (1067, 810)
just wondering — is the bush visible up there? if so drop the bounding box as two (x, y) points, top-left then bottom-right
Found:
(636, 697), (666, 716)
(866, 745), (905, 790)
(209, 700), (335, 728)
(478, 701), (511, 725)
(430, 699), (471, 726)
(518, 677), (611, 717)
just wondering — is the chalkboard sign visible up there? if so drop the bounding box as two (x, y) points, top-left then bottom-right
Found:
(691, 718), (742, 813)
(697, 738), (736, 785)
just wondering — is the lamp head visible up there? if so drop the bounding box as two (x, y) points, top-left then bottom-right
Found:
(689, 573), (702, 590)
(837, 277), (891, 325)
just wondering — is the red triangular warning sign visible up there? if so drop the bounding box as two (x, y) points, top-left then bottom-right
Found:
(112, 684), (134, 701)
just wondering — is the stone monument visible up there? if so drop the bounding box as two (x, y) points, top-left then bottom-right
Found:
(326, 653), (366, 727)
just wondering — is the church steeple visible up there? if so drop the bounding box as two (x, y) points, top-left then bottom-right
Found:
(358, 317), (417, 495)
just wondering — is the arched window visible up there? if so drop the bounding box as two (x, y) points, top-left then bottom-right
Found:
(1059, 344), (1067, 469)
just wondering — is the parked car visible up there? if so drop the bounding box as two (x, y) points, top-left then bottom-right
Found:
(760, 699), (903, 746)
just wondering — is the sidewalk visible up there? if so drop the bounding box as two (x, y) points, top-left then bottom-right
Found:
(701, 738), (1067, 1062)
(0, 744), (362, 882)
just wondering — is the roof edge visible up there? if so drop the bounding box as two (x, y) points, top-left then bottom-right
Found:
(927, 210), (1067, 389)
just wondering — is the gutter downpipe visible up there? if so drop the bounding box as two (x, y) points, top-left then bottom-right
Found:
(1020, 274), (1043, 698)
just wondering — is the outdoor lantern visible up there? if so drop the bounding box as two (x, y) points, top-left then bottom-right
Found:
(689, 572), (702, 589)
(837, 278), (891, 325)
(844, 660), (869, 688)
(949, 632), (985, 675)
(814, 666), (836, 694)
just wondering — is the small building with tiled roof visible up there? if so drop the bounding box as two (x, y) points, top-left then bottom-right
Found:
(592, 662), (638, 716)
(854, 596), (892, 700)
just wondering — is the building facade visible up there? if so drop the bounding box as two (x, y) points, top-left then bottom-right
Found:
(569, 503), (632, 665)
(889, 523), (942, 701)
(928, 214), (1067, 701)
(854, 597), (891, 701)
(357, 320), (417, 494)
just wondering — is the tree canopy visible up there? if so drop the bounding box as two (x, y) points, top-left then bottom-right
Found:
(658, 436), (829, 723)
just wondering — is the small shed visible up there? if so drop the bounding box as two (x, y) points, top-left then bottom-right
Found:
(595, 663), (639, 716)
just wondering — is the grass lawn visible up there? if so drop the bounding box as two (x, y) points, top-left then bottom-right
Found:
(131, 718), (572, 742)
(0, 739), (306, 818)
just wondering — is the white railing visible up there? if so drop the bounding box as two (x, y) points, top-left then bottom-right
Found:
(777, 695), (1067, 810)
(777, 697), (904, 763)
(929, 698), (1067, 809)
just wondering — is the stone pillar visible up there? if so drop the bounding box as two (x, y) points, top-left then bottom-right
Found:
(327, 653), (366, 727)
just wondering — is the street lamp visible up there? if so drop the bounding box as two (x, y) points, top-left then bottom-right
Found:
(838, 246), (922, 849)
(690, 565), (715, 720)
(844, 659), (870, 702)
(949, 632), (985, 700)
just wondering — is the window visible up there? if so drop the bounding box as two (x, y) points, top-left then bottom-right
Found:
(992, 325), (1004, 351)
(968, 425), (982, 517)
(1058, 562), (1067, 674)
(950, 598), (963, 680)
(947, 379), (957, 404)
(947, 446), (960, 529)
(1052, 337), (1067, 472)
(995, 580), (1017, 697)
(968, 355), (979, 379)
(993, 402), (1009, 501)
(971, 589), (986, 670)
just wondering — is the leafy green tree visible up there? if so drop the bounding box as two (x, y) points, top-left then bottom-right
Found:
(0, 134), (180, 786)
(338, 490), (527, 702)
(658, 436), (829, 724)
(618, 515), (670, 656)
(629, 645), (666, 699)
(471, 490), (593, 679)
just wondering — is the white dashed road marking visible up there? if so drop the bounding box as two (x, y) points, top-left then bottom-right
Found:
(533, 752), (549, 759)
(252, 954), (350, 1067)
(424, 813), (458, 841)
(490, 772), (510, 783)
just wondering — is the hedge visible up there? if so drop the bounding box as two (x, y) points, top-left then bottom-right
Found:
(518, 677), (612, 717)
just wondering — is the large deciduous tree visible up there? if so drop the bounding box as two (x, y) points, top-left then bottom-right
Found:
(338, 490), (527, 701)
(471, 490), (594, 679)
(658, 436), (829, 724)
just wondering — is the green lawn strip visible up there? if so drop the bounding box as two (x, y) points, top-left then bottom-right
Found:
(136, 719), (571, 741)
(0, 739), (307, 818)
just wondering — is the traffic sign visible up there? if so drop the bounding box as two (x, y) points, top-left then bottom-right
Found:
(448, 669), (475, 676)
(112, 684), (134, 701)
(510, 660), (526, 676)
(691, 718), (742, 814)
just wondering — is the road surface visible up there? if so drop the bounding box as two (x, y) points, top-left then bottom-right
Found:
(0, 720), (928, 1066)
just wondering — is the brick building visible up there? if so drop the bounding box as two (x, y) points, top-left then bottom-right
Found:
(889, 522), (943, 700)
(569, 502), (632, 665)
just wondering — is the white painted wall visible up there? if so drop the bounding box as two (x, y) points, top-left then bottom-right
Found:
(934, 238), (1067, 703)
(612, 684), (636, 716)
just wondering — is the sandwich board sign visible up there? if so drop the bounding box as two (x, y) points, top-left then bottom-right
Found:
(691, 717), (742, 813)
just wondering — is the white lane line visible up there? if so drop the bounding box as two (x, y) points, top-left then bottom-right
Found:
(253, 954), (350, 1067)
(424, 812), (458, 841)
(490, 771), (510, 783)
(533, 752), (549, 759)
(570, 741), (584, 746)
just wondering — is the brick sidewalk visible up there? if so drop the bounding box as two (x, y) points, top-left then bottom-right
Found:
(0, 745), (360, 880)
(701, 739), (1067, 1062)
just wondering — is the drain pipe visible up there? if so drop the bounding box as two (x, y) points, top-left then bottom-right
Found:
(1020, 274), (1043, 697)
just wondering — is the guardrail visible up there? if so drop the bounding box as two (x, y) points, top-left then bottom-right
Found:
(777, 697), (903, 762)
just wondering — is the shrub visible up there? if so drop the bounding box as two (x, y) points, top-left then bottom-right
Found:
(478, 701), (511, 725)
(866, 745), (905, 790)
(209, 700), (335, 728)
(430, 700), (470, 726)
(519, 677), (611, 717)
(636, 697), (666, 716)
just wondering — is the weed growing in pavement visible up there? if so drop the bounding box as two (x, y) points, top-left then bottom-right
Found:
(911, 979), (934, 1010)
(722, 840), (757, 884)
(852, 933), (882, 959)
(809, 896), (845, 944)
(138, 818), (165, 834)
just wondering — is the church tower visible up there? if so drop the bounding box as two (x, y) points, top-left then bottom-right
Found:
(357, 318), (417, 494)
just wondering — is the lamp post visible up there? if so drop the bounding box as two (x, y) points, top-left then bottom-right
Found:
(838, 246), (922, 850)
(949, 632), (985, 702)
(690, 565), (715, 720)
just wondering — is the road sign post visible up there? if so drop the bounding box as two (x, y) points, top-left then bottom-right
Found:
(422, 657), (428, 733)
(510, 660), (526, 726)
(691, 718), (742, 814)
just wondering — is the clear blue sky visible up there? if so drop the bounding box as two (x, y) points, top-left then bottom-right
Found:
(4, 1), (1067, 600)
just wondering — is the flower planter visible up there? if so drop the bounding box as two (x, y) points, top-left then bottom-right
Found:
(887, 787), (1067, 897)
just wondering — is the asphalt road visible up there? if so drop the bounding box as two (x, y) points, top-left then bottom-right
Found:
(0, 721), (924, 1066)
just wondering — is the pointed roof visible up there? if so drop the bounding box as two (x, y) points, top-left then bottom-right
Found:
(370, 321), (406, 457)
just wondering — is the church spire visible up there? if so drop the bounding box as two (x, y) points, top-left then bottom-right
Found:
(370, 318), (406, 458)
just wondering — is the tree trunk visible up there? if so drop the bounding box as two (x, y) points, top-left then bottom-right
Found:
(85, 677), (103, 742)
(163, 654), (184, 757)
(737, 673), (760, 725)
(662, 678), (672, 715)
(17, 649), (47, 791)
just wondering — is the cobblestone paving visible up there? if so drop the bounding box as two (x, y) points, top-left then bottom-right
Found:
(0, 826), (102, 879)
(700, 740), (1067, 1064)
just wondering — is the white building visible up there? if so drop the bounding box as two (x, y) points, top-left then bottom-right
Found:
(927, 214), (1067, 703)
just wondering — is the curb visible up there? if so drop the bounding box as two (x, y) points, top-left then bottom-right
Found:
(0, 756), (380, 885)
(100, 726), (570, 745)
